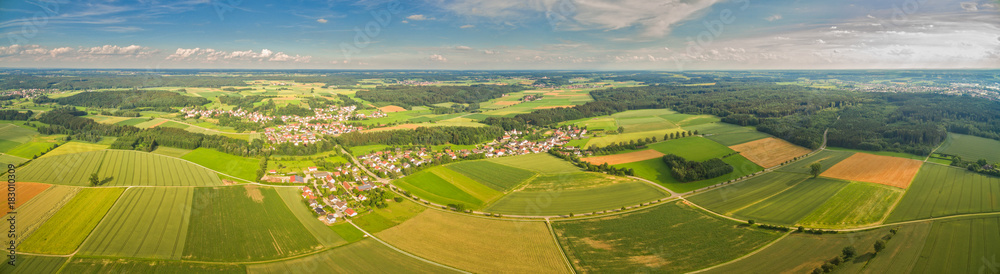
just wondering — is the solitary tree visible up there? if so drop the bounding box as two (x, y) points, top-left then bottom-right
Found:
(810, 163), (823, 178)
(617, 126), (625, 134)
(89, 172), (100, 186)
(842, 246), (857, 260)
(748, 219), (756, 225)
(874, 240), (886, 254)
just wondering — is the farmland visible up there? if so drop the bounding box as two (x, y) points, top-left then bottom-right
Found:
(445, 160), (537, 191)
(38, 141), (108, 158)
(0, 255), (67, 274)
(151, 146), (193, 158)
(18, 187), (125, 254)
(776, 149), (854, 175)
(19, 150), (223, 186)
(275, 187), (348, 247)
(4, 182), (50, 214)
(2, 185), (79, 244)
(936, 132), (1000, 163)
(820, 153), (924, 188)
(247, 239), (452, 273)
(644, 137), (736, 161)
(487, 153), (581, 174)
(485, 178), (668, 216)
(61, 258), (246, 273)
(182, 186), (322, 261)
(79, 188), (194, 259)
(581, 149), (664, 165)
(728, 137), (812, 168)
(352, 198), (426, 233)
(393, 166), (500, 208)
(687, 172), (811, 215)
(5, 139), (57, 159)
(732, 177), (850, 226)
(0, 122), (38, 153)
(797, 182), (902, 228)
(377, 209), (569, 273)
(181, 148), (260, 181)
(552, 201), (783, 273)
(616, 153), (762, 193)
(886, 164), (1000, 222)
(911, 216), (1000, 273)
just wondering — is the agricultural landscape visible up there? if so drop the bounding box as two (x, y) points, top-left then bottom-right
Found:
(2, 68), (1000, 274)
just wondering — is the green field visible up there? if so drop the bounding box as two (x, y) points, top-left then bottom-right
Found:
(20, 150), (223, 186)
(3, 185), (79, 245)
(683, 122), (757, 135)
(115, 118), (150, 126)
(0, 122), (38, 153)
(585, 128), (685, 148)
(776, 149), (854, 174)
(936, 132), (1000, 163)
(247, 239), (451, 273)
(616, 153), (763, 193)
(151, 146), (193, 158)
(687, 172), (811, 214)
(445, 160), (537, 191)
(704, 131), (772, 146)
(330, 222), (366, 243)
(393, 167), (498, 208)
(486, 153), (581, 174)
(912, 216), (1000, 273)
(6, 140), (57, 159)
(181, 148), (260, 181)
(642, 137), (734, 160)
(0, 153), (27, 165)
(352, 198), (426, 233)
(552, 201), (783, 273)
(0, 255), (67, 274)
(732, 177), (850, 225)
(19, 187), (125, 254)
(62, 257), (245, 273)
(886, 164), (1000, 222)
(79, 188), (194, 259)
(484, 180), (668, 216)
(275, 187), (348, 247)
(183, 186), (321, 261)
(38, 141), (108, 158)
(797, 182), (902, 228)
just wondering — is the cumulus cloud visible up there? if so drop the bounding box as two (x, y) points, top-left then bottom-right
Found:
(960, 2), (978, 11)
(765, 14), (782, 22)
(166, 48), (310, 63)
(455, 46), (473, 50)
(407, 14), (429, 20)
(317, 18), (329, 23)
(429, 54), (447, 62)
(460, 24), (475, 28)
(0, 44), (155, 62)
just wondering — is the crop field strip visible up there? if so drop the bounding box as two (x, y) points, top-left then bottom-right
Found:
(19, 150), (223, 186)
(181, 147), (260, 181)
(19, 150), (105, 186)
(796, 182), (902, 228)
(377, 209), (570, 273)
(445, 160), (537, 191)
(18, 187), (125, 254)
(3, 185), (80, 244)
(912, 216), (1000, 273)
(79, 188), (194, 259)
(886, 164), (1000, 222)
(615, 153), (763, 193)
(728, 137), (812, 168)
(37, 141), (108, 158)
(352, 198), (426, 233)
(182, 186), (322, 262)
(427, 166), (503, 203)
(484, 181), (668, 216)
(820, 152), (924, 189)
(552, 201), (784, 273)
(581, 149), (665, 165)
(775, 149), (854, 175)
(732, 177), (851, 226)
(4, 182), (50, 214)
(275, 187), (348, 247)
(486, 153), (582, 174)
(246, 239), (453, 273)
(393, 168), (488, 208)
(686, 172), (811, 215)
(61, 257), (246, 273)
(0, 255), (68, 274)
(935, 132), (1000, 163)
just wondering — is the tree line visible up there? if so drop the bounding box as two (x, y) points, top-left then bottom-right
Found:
(355, 85), (526, 109)
(35, 90), (208, 109)
(334, 126), (503, 147)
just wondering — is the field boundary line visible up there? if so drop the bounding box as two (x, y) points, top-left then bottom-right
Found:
(545, 218), (577, 274)
(721, 176), (808, 215)
(346, 220), (471, 274)
(686, 231), (792, 274)
(68, 186), (130, 257)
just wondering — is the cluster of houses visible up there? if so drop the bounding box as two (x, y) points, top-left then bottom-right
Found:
(397, 80), (441, 86)
(263, 163), (384, 224)
(1, 88), (52, 99)
(264, 122), (364, 145)
(181, 107), (273, 123)
(480, 127), (587, 158)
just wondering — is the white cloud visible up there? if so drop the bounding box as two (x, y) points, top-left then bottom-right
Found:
(460, 24), (475, 28)
(429, 54), (447, 62)
(960, 2), (978, 11)
(407, 14), (428, 21)
(455, 46), (473, 50)
(765, 14), (782, 22)
(0, 44), (155, 63)
(101, 26), (144, 33)
(165, 48), (310, 63)
(317, 18), (329, 23)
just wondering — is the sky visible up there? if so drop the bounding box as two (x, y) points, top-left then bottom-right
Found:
(1, 0), (998, 70)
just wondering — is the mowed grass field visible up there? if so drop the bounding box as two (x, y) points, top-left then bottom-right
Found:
(820, 153), (924, 188)
(61, 257), (245, 273)
(936, 132), (1000, 163)
(247, 239), (452, 273)
(37, 141), (108, 158)
(275, 187), (348, 247)
(487, 153), (581, 174)
(732, 177), (850, 226)
(553, 201), (783, 273)
(18, 187), (125, 254)
(886, 164), (1000, 222)
(181, 148), (260, 181)
(485, 172), (669, 216)
(616, 154), (763, 193)
(20, 150), (223, 186)
(377, 209), (569, 273)
(5, 139), (57, 159)
(445, 160), (537, 191)
(0, 122), (38, 153)
(776, 149), (854, 175)
(687, 172), (811, 215)
(728, 137), (812, 168)
(0, 255), (68, 274)
(182, 186), (321, 261)
(79, 188), (194, 259)
(352, 198), (426, 233)
(796, 182), (902, 228)
(394, 166), (501, 209)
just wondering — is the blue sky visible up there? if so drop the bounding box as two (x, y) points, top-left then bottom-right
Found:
(1, 0), (998, 69)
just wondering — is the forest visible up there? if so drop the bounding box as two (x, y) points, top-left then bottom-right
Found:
(355, 85), (526, 108)
(661, 154), (734, 182)
(35, 90), (209, 109)
(333, 126), (503, 147)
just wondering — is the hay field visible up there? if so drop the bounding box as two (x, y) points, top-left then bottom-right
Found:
(728, 137), (812, 168)
(581, 149), (664, 165)
(820, 153), (923, 188)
